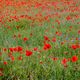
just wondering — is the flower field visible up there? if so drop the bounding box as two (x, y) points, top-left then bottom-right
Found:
(0, 0), (80, 80)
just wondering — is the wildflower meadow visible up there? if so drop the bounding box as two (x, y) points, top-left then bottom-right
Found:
(0, 0), (80, 80)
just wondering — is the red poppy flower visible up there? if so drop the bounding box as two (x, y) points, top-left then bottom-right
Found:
(71, 44), (77, 50)
(9, 47), (14, 52)
(44, 36), (50, 41)
(61, 58), (67, 65)
(43, 43), (51, 50)
(26, 50), (33, 56)
(23, 37), (28, 42)
(33, 47), (38, 51)
(17, 46), (23, 52)
(66, 16), (71, 20)
(13, 47), (18, 52)
(71, 56), (78, 62)
(3, 61), (7, 65)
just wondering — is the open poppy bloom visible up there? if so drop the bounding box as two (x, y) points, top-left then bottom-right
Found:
(26, 50), (33, 56)
(71, 44), (77, 50)
(71, 56), (78, 62)
(43, 43), (51, 50)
